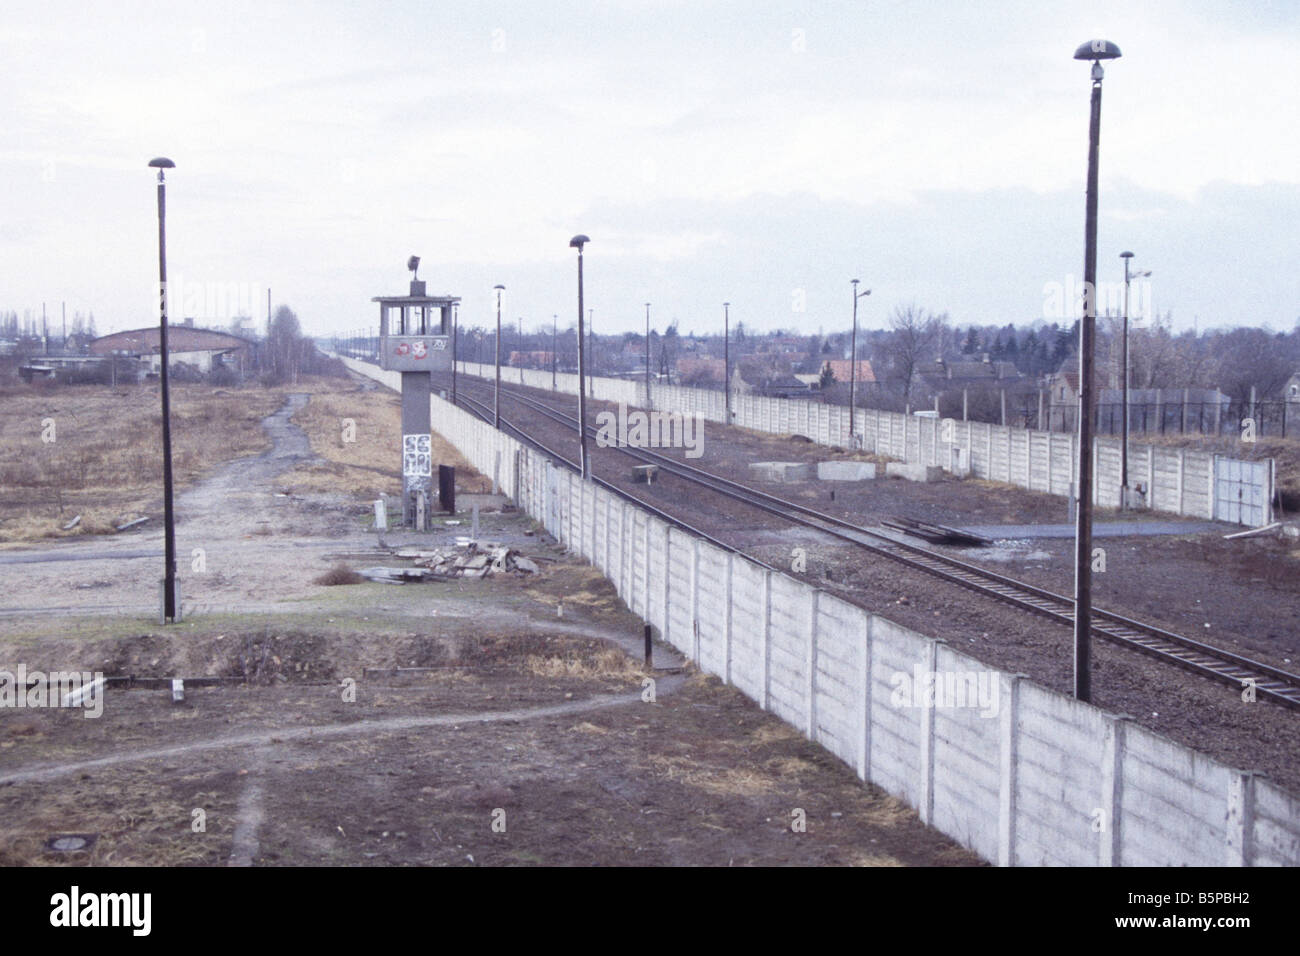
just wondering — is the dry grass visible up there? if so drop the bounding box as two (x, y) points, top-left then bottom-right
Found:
(313, 562), (364, 586)
(279, 379), (487, 499)
(0, 775), (225, 867)
(647, 754), (777, 797)
(524, 647), (643, 679)
(0, 382), (285, 543)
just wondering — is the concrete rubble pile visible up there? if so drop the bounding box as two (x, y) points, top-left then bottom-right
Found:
(355, 543), (542, 583)
(393, 543), (541, 579)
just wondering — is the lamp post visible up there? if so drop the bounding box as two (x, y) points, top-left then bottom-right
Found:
(571, 235), (591, 479)
(1119, 251), (1151, 507)
(552, 314), (558, 390)
(588, 309), (595, 396)
(451, 304), (458, 406)
(850, 280), (871, 445)
(1072, 38), (1122, 703)
(723, 302), (731, 421)
(148, 156), (178, 623)
(644, 303), (652, 404)
(493, 284), (504, 428)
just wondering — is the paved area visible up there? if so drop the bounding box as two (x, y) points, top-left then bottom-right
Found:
(959, 520), (1225, 539)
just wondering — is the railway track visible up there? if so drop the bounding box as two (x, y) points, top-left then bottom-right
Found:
(442, 373), (1300, 711)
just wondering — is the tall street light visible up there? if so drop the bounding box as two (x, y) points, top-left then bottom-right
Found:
(552, 314), (558, 390)
(644, 303), (652, 405)
(1072, 38), (1122, 704)
(723, 302), (731, 422)
(570, 235), (591, 479)
(493, 284), (505, 428)
(148, 157), (178, 623)
(451, 304), (458, 406)
(850, 280), (871, 445)
(1119, 250), (1151, 507)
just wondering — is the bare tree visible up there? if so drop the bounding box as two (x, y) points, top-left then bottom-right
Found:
(884, 304), (947, 408)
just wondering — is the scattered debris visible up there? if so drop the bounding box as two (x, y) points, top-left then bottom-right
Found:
(61, 514), (81, 531)
(400, 543), (543, 578)
(883, 516), (991, 547)
(114, 516), (149, 532)
(1222, 522), (1282, 540)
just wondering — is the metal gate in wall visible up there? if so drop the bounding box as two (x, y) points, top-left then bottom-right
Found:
(1213, 456), (1273, 526)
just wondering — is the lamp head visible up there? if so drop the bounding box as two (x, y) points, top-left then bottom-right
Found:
(148, 157), (175, 169)
(1120, 250), (1134, 259)
(1074, 39), (1122, 61)
(407, 255), (421, 277)
(569, 234), (590, 250)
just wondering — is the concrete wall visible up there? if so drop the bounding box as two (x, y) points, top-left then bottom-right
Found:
(347, 357), (1300, 866)
(452, 360), (1269, 525)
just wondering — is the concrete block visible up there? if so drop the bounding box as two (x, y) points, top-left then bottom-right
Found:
(884, 461), (944, 482)
(816, 460), (877, 481)
(748, 461), (814, 482)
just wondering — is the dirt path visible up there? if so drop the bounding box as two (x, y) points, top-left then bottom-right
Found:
(0, 393), (380, 613)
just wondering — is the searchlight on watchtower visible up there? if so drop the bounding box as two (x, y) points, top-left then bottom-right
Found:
(374, 258), (460, 529)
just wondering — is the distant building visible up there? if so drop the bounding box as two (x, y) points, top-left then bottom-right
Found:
(820, 359), (876, 385)
(676, 357), (727, 386)
(507, 350), (554, 369)
(919, 355), (1021, 392)
(90, 323), (256, 375)
(1285, 372), (1300, 403)
(732, 360), (812, 398)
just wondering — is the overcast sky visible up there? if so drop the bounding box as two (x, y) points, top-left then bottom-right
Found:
(2, 1), (1297, 341)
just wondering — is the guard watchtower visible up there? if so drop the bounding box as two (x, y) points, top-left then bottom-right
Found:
(374, 257), (460, 528)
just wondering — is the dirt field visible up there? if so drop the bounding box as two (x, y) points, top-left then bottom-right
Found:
(0, 375), (980, 867)
(0, 382), (284, 543)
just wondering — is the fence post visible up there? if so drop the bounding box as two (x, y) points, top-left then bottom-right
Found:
(918, 638), (942, 825)
(1226, 770), (1262, 867)
(1182, 387), (1190, 433)
(1175, 449), (1186, 516)
(997, 673), (1027, 867)
(642, 516), (651, 623)
(1000, 388), (1007, 426)
(760, 570), (773, 710)
(689, 537), (700, 665)
(857, 614), (873, 782)
(723, 552), (734, 685)
(1099, 714), (1132, 867)
(806, 590), (820, 740)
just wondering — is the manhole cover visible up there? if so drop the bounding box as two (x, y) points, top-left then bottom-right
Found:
(44, 833), (98, 853)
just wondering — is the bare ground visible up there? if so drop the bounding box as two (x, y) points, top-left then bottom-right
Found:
(0, 384), (979, 867)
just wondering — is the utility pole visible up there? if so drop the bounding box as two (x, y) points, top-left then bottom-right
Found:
(570, 236), (591, 479)
(493, 285), (504, 428)
(850, 280), (871, 445)
(723, 302), (731, 422)
(645, 302), (651, 404)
